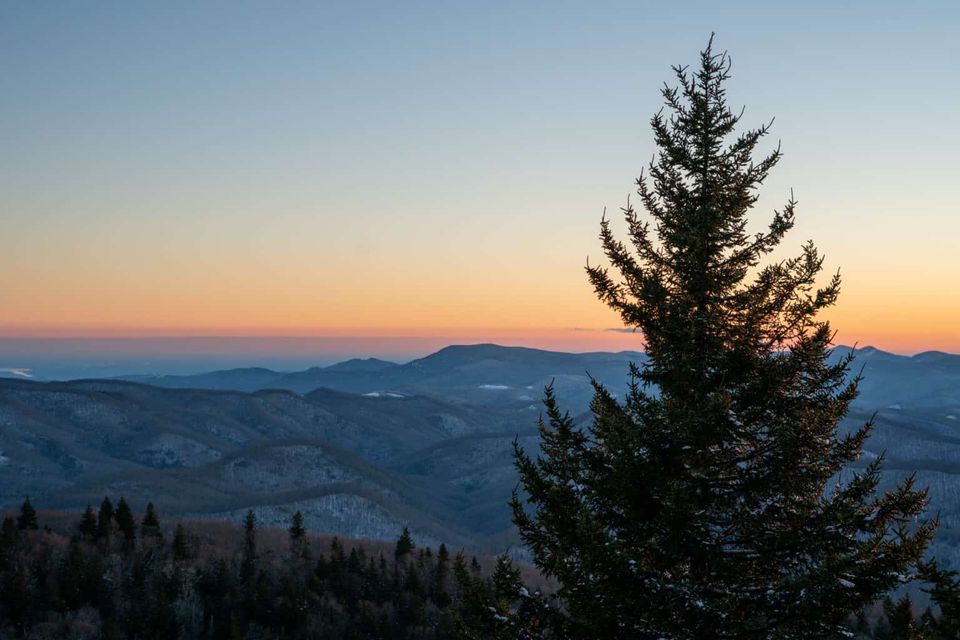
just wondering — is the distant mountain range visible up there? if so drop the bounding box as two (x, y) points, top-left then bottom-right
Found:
(2, 343), (960, 563)
(114, 343), (960, 413)
(118, 344), (649, 411)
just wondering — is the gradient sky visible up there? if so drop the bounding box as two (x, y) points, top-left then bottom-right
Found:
(2, 0), (958, 357)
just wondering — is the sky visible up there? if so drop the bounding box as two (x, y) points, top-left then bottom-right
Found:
(1, 0), (959, 369)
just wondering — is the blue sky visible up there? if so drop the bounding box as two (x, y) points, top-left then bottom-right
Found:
(1, 1), (958, 363)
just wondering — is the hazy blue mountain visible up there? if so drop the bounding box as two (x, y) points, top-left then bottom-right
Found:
(118, 344), (648, 411)
(118, 343), (960, 414)
(323, 357), (399, 372)
(830, 345), (960, 412)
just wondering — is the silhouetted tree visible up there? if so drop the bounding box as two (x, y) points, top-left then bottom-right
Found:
(492, 554), (522, 602)
(141, 501), (160, 532)
(97, 496), (114, 540)
(512, 36), (933, 639)
(115, 497), (136, 541)
(241, 510), (257, 582)
(395, 527), (415, 561)
(433, 543), (452, 608)
(918, 561), (960, 639)
(0, 517), (17, 567)
(289, 510), (306, 557)
(17, 497), (38, 531)
(78, 505), (97, 539)
(172, 523), (191, 561)
(874, 596), (924, 640)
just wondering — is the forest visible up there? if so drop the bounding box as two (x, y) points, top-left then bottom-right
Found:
(1, 497), (959, 638)
(0, 497), (551, 639)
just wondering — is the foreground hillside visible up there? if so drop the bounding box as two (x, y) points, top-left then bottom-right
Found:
(0, 377), (534, 549)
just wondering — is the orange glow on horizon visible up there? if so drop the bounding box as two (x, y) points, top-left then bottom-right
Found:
(1, 319), (956, 356)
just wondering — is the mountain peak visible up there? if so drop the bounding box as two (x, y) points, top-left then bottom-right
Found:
(324, 357), (398, 373)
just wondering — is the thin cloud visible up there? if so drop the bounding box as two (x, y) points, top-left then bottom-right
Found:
(0, 368), (33, 378)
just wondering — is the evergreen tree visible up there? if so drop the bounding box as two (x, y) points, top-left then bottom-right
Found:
(918, 561), (960, 639)
(452, 551), (488, 634)
(172, 523), (191, 561)
(492, 554), (522, 602)
(512, 37), (933, 639)
(0, 517), (17, 567)
(78, 505), (97, 539)
(435, 543), (452, 607)
(17, 497), (38, 531)
(874, 596), (924, 640)
(241, 510), (257, 582)
(97, 496), (114, 540)
(115, 497), (136, 541)
(394, 527), (415, 561)
(289, 510), (306, 556)
(142, 502), (160, 531)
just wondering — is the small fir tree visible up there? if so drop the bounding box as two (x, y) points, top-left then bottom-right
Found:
(435, 543), (452, 607)
(874, 596), (924, 640)
(17, 497), (38, 531)
(394, 527), (415, 561)
(96, 496), (114, 540)
(512, 37), (933, 639)
(115, 497), (136, 541)
(0, 517), (17, 567)
(172, 523), (191, 561)
(918, 561), (960, 639)
(288, 510), (306, 557)
(78, 505), (97, 539)
(492, 554), (522, 602)
(142, 502), (160, 529)
(241, 510), (257, 582)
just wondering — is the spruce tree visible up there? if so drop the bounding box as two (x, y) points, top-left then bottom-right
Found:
(0, 517), (17, 567)
(512, 37), (933, 639)
(875, 596), (924, 640)
(492, 554), (522, 601)
(172, 523), (191, 561)
(394, 527), (415, 561)
(78, 505), (97, 539)
(17, 497), (38, 531)
(435, 543), (452, 607)
(918, 561), (960, 639)
(142, 502), (159, 528)
(241, 509), (257, 582)
(288, 510), (307, 557)
(97, 496), (114, 540)
(115, 497), (136, 541)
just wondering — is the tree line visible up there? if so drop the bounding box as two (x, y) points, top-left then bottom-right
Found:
(1, 497), (956, 637)
(0, 498), (540, 639)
